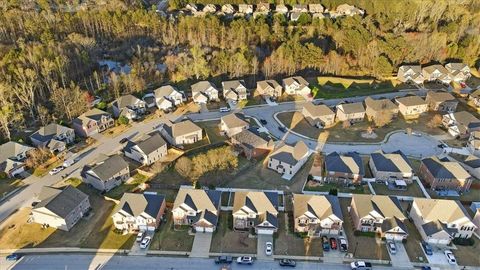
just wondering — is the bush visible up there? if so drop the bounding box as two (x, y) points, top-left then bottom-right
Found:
(96, 101), (107, 110)
(329, 188), (338, 196)
(354, 231), (377, 237)
(296, 232), (309, 239)
(453, 237), (474, 246)
(117, 115), (129, 125)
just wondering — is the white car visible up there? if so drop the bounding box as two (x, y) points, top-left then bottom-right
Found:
(136, 232), (144, 242)
(387, 241), (397, 254)
(219, 107), (231, 113)
(140, 236), (151, 249)
(49, 166), (64, 175)
(265, 242), (273, 256)
(444, 250), (456, 265)
(236, 256), (253, 265)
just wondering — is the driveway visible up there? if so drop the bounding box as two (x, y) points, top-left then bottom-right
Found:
(388, 242), (412, 268)
(257, 234), (273, 261)
(129, 231), (154, 256)
(427, 246), (457, 267)
(190, 232), (213, 258)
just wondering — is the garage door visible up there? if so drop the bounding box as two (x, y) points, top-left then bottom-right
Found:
(195, 226), (205, 233)
(385, 234), (405, 241)
(257, 228), (274, 235)
(205, 227), (214, 233)
(138, 225), (147, 232)
(147, 226), (155, 232)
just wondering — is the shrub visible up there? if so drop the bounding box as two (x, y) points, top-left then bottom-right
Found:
(117, 115), (129, 125)
(453, 237), (474, 246)
(354, 231), (377, 237)
(329, 188), (338, 196)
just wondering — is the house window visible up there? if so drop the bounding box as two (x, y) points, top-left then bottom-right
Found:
(249, 221), (254, 226)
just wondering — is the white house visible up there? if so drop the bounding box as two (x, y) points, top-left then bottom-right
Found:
(282, 76), (311, 97)
(191, 81), (219, 104)
(123, 133), (167, 165)
(267, 141), (310, 180)
(219, 113), (249, 137)
(154, 85), (184, 111)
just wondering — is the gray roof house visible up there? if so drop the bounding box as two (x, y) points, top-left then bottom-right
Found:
(425, 91), (458, 112)
(112, 94), (146, 120)
(82, 155), (130, 192)
(191, 81), (219, 104)
(72, 108), (114, 138)
(282, 76), (311, 97)
(445, 63), (471, 82)
(256, 80), (282, 98)
(302, 102), (336, 128)
(124, 132), (167, 166)
(364, 97), (399, 122)
(159, 120), (203, 146)
(422, 65), (452, 84)
(31, 185), (90, 231)
(0, 141), (33, 178)
(30, 123), (75, 153)
(231, 128), (274, 160)
(220, 113), (249, 137)
(222, 80), (248, 101)
(293, 194), (343, 236)
(268, 141), (310, 180)
(154, 85), (184, 111)
(233, 190), (279, 234)
(325, 152), (364, 184)
(442, 111), (480, 138)
(369, 150), (414, 183)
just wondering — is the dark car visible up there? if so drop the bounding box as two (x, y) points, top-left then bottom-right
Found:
(421, 241), (433, 256)
(279, 259), (296, 267)
(260, 119), (267, 125)
(278, 126), (287, 133)
(329, 237), (337, 250)
(322, 236), (330, 251)
(6, 253), (22, 261)
(215, 256), (233, 264)
(119, 137), (129, 144)
(421, 267), (431, 270)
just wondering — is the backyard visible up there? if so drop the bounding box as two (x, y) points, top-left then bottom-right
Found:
(196, 120), (226, 144)
(210, 212), (256, 254)
(370, 181), (426, 198)
(304, 181), (369, 194)
(150, 212), (194, 252)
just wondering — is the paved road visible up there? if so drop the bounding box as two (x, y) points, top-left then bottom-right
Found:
(9, 254), (407, 270)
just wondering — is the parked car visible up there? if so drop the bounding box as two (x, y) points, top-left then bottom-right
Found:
(49, 166), (64, 175)
(322, 236), (330, 251)
(260, 119), (267, 125)
(265, 242), (273, 256)
(278, 126), (287, 133)
(444, 250), (456, 265)
(421, 267), (431, 270)
(421, 241), (433, 256)
(140, 236), (151, 249)
(219, 107), (231, 113)
(279, 259), (296, 267)
(387, 241), (396, 254)
(350, 261), (372, 270)
(215, 256), (233, 264)
(119, 137), (129, 144)
(339, 237), (348, 252)
(136, 232), (144, 242)
(5, 253), (22, 261)
(236, 256), (253, 265)
(329, 237), (337, 250)
(460, 82), (467, 88)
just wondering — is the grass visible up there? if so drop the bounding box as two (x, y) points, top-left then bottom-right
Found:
(246, 95), (265, 106)
(104, 124), (131, 138)
(150, 212), (194, 251)
(210, 212), (256, 254)
(196, 120), (226, 144)
(427, 188), (480, 203)
(33, 158), (63, 177)
(371, 181), (426, 198)
(274, 213), (323, 256)
(105, 172), (149, 200)
(0, 178), (23, 197)
(402, 216), (428, 263)
(304, 181), (369, 194)
(453, 238), (480, 266)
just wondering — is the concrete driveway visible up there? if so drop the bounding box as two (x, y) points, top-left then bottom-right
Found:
(130, 231), (154, 256)
(427, 246), (457, 267)
(388, 242), (412, 268)
(190, 232), (213, 258)
(257, 234), (273, 261)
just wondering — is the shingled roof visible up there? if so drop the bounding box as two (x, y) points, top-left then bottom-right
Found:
(34, 186), (88, 219)
(114, 192), (165, 218)
(421, 156), (471, 180)
(325, 152), (364, 175)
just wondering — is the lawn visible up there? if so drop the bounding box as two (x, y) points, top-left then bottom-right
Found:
(401, 212), (428, 263)
(427, 188), (480, 203)
(304, 181), (369, 194)
(33, 157), (63, 177)
(453, 238), (480, 266)
(196, 120), (226, 144)
(0, 178), (23, 197)
(339, 198), (390, 260)
(371, 181), (426, 198)
(210, 211), (256, 254)
(150, 212), (194, 251)
(104, 124), (131, 138)
(105, 172), (149, 200)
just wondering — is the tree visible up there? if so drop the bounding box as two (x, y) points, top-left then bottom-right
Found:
(427, 114), (443, 128)
(175, 157), (194, 180)
(117, 115), (130, 125)
(25, 147), (53, 169)
(190, 46), (210, 79)
(374, 111), (393, 127)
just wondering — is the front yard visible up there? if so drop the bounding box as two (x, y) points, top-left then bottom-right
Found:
(210, 212), (256, 254)
(370, 181), (426, 198)
(454, 239), (480, 266)
(0, 178), (23, 197)
(150, 212), (194, 251)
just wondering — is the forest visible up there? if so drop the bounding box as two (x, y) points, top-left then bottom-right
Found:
(0, 0), (479, 141)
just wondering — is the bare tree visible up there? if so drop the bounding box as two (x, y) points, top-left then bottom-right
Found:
(427, 114), (443, 128)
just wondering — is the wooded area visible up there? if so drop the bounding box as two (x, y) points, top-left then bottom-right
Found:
(0, 0), (479, 141)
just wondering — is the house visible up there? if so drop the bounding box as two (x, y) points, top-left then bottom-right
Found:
(0, 142), (33, 178)
(222, 80), (247, 101)
(292, 4), (308, 12)
(238, 4), (253, 14)
(159, 120), (203, 146)
(397, 65), (424, 84)
(334, 4), (365, 17)
(31, 186), (90, 231)
(474, 209), (480, 236)
(422, 65), (452, 84)
(410, 198), (477, 245)
(308, 4), (324, 13)
(256, 80), (282, 99)
(419, 156), (472, 192)
(30, 123), (75, 153)
(112, 94), (146, 120)
(293, 194), (343, 236)
(112, 192), (166, 232)
(72, 108), (114, 137)
(220, 113), (249, 137)
(290, 12), (303, 21)
(172, 187), (221, 232)
(191, 81), (219, 104)
(364, 97), (399, 122)
(425, 91), (458, 112)
(468, 131), (480, 156)
(233, 191), (279, 234)
(369, 150), (414, 183)
(185, 3), (201, 13)
(231, 128), (274, 160)
(82, 154), (130, 192)
(336, 102), (365, 123)
(142, 93), (156, 108)
(324, 152), (364, 184)
(445, 63), (470, 82)
(255, 3), (270, 12)
(459, 155), (480, 180)
(124, 133), (167, 166)
(349, 194), (408, 240)
(468, 89), (480, 108)
(282, 76), (311, 97)
(442, 111), (480, 138)
(154, 85), (184, 111)
(395, 96), (428, 119)
(267, 141), (310, 180)
(221, 4), (235, 14)
(203, 4), (217, 13)
(301, 102), (335, 128)
(275, 4), (289, 13)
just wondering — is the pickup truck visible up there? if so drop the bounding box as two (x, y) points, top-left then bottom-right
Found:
(350, 261), (372, 270)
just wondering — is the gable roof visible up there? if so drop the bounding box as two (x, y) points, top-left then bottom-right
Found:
(113, 94), (144, 109)
(222, 80), (246, 91)
(396, 96), (426, 107)
(163, 120), (202, 138)
(221, 113), (249, 129)
(283, 76), (309, 87)
(293, 194), (343, 221)
(257, 80), (280, 93)
(173, 187), (221, 213)
(447, 111), (480, 132)
(423, 64), (449, 75)
(191, 81), (217, 95)
(154, 85), (180, 98)
(126, 132), (166, 156)
(370, 150), (413, 174)
(303, 102), (335, 117)
(34, 185), (88, 219)
(421, 156), (471, 180)
(31, 123), (73, 143)
(325, 151), (364, 175)
(0, 141), (33, 163)
(233, 191), (278, 215)
(231, 128), (270, 149)
(73, 108), (111, 126)
(413, 198), (473, 224)
(352, 194), (405, 220)
(364, 97), (398, 112)
(426, 91), (456, 103)
(114, 192), (165, 218)
(463, 155), (480, 169)
(89, 155), (129, 182)
(381, 216), (408, 234)
(337, 102), (365, 114)
(270, 141), (309, 165)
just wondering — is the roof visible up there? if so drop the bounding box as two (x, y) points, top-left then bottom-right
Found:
(233, 191), (278, 215)
(303, 102), (335, 117)
(114, 192), (165, 218)
(270, 141), (309, 165)
(31, 123), (73, 143)
(426, 91), (456, 103)
(126, 133), (166, 155)
(396, 96), (426, 107)
(470, 89), (480, 99)
(231, 129), (269, 149)
(154, 85), (180, 98)
(381, 216), (408, 234)
(89, 155), (129, 182)
(73, 108), (111, 126)
(325, 152), (364, 175)
(448, 111), (480, 132)
(421, 220), (451, 237)
(283, 76), (309, 87)
(293, 194), (343, 221)
(256, 80), (281, 93)
(370, 150), (413, 174)
(0, 142), (33, 163)
(423, 64), (449, 75)
(337, 102), (365, 114)
(222, 80), (246, 91)
(421, 156), (471, 180)
(463, 155), (480, 169)
(364, 97), (398, 112)
(173, 187), (221, 214)
(191, 81), (217, 95)
(221, 113), (249, 129)
(163, 120), (202, 138)
(413, 198), (473, 224)
(445, 63), (469, 71)
(113, 94), (144, 109)
(34, 186), (88, 219)
(352, 194), (405, 220)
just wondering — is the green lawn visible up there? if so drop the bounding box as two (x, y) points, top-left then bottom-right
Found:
(150, 212), (194, 252)
(274, 213), (323, 256)
(371, 181), (426, 198)
(105, 172), (149, 200)
(196, 120), (226, 144)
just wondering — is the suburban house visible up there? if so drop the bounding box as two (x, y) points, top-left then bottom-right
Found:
(334, 3), (365, 17)
(142, 93), (156, 108)
(419, 156), (472, 192)
(445, 63), (471, 82)
(0, 141), (33, 178)
(425, 91), (458, 112)
(221, 4), (235, 14)
(82, 154), (130, 192)
(275, 4), (289, 13)
(468, 89), (480, 108)
(154, 85), (184, 111)
(112, 94), (146, 120)
(395, 96), (428, 119)
(292, 4), (308, 12)
(308, 4), (324, 13)
(369, 150), (414, 184)
(442, 111), (480, 138)
(72, 108), (114, 137)
(172, 187), (222, 232)
(30, 123), (75, 153)
(238, 4), (253, 14)
(203, 4), (217, 13)
(335, 102), (365, 123)
(232, 191), (279, 234)
(222, 80), (248, 101)
(460, 155), (480, 179)
(282, 76), (311, 97)
(349, 194), (408, 240)
(468, 131), (480, 156)
(364, 97), (399, 122)
(301, 102), (336, 128)
(267, 141), (310, 180)
(474, 209), (480, 236)
(324, 151), (364, 184)
(293, 194), (343, 236)
(112, 192), (166, 232)
(397, 65), (424, 84)
(159, 120), (203, 146)
(123, 132), (167, 165)
(256, 80), (282, 99)
(31, 185), (90, 231)
(231, 128), (274, 160)
(410, 198), (477, 245)
(220, 113), (249, 137)
(191, 81), (219, 104)
(422, 64), (452, 84)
